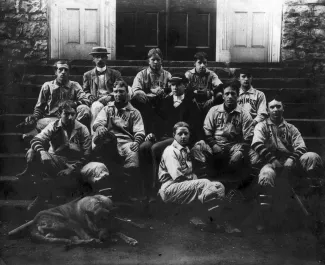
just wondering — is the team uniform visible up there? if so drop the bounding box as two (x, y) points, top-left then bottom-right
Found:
(131, 67), (172, 133)
(192, 104), (258, 168)
(26, 119), (91, 185)
(92, 101), (145, 168)
(252, 118), (324, 187)
(83, 67), (124, 133)
(31, 80), (91, 132)
(185, 68), (223, 112)
(158, 140), (225, 204)
(237, 86), (268, 123)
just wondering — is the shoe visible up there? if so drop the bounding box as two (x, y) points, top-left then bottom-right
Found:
(27, 196), (46, 212)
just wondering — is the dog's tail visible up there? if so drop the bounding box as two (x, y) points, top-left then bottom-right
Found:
(8, 220), (34, 239)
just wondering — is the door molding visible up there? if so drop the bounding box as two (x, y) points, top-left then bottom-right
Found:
(215, 0), (282, 62)
(49, 0), (116, 60)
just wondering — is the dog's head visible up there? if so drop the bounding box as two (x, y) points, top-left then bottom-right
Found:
(82, 195), (118, 231)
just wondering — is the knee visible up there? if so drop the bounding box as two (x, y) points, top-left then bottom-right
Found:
(300, 152), (324, 177)
(77, 104), (91, 116)
(91, 101), (104, 113)
(258, 164), (276, 188)
(212, 181), (225, 198)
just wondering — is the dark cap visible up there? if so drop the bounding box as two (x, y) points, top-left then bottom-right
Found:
(168, 73), (188, 84)
(89, 47), (110, 55)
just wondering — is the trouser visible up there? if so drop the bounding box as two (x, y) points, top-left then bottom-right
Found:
(257, 152), (325, 225)
(23, 149), (81, 197)
(90, 101), (105, 135)
(27, 105), (91, 138)
(191, 140), (261, 183)
(159, 178), (225, 204)
(130, 97), (163, 135)
(139, 138), (174, 196)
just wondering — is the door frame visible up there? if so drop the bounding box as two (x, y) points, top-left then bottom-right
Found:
(215, 0), (282, 62)
(49, 0), (116, 60)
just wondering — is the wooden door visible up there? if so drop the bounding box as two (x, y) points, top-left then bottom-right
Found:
(50, 0), (116, 60)
(60, 0), (101, 59)
(116, 0), (166, 60)
(167, 0), (216, 60)
(228, 0), (271, 62)
(217, 0), (282, 62)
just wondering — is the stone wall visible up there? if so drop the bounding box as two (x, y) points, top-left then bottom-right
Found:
(0, 0), (48, 93)
(282, 0), (325, 84)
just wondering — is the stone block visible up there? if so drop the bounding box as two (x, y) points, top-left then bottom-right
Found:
(0, 39), (32, 49)
(314, 5), (325, 16)
(33, 39), (47, 52)
(20, 21), (48, 38)
(4, 13), (28, 22)
(284, 0), (303, 4)
(282, 49), (297, 60)
(0, 0), (17, 12)
(24, 50), (47, 61)
(20, 0), (42, 13)
(31, 13), (47, 21)
(282, 38), (295, 48)
(311, 28), (325, 38)
(285, 5), (311, 17)
(302, 0), (325, 3)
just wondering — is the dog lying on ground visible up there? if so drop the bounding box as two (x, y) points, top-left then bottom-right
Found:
(8, 195), (139, 247)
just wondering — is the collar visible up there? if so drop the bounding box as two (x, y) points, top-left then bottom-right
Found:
(266, 117), (287, 127)
(239, 86), (256, 95)
(57, 119), (82, 131)
(107, 101), (133, 111)
(173, 94), (185, 102)
(172, 140), (190, 152)
(189, 68), (211, 76)
(220, 104), (241, 114)
(147, 66), (163, 75)
(96, 66), (107, 72)
(54, 80), (71, 89)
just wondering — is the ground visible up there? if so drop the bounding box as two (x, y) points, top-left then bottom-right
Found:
(0, 200), (323, 265)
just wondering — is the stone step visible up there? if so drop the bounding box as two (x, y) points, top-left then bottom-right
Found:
(0, 137), (324, 176)
(19, 65), (308, 78)
(1, 119), (324, 153)
(2, 97), (324, 119)
(0, 114), (28, 133)
(45, 59), (305, 68)
(3, 85), (322, 104)
(17, 75), (313, 88)
(0, 153), (25, 176)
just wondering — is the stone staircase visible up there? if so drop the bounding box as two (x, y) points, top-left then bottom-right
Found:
(0, 60), (325, 219)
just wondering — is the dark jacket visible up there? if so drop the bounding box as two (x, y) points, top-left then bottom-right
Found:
(83, 68), (123, 98)
(156, 94), (203, 144)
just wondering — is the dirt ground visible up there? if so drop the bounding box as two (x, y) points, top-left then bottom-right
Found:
(0, 201), (323, 265)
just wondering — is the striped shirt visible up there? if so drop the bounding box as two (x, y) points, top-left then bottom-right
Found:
(252, 118), (307, 163)
(31, 119), (91, 170)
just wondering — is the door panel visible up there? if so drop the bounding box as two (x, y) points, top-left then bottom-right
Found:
(60, 1), (101, 59)
(116, 0), (216, 60)
(116, 0), (166, 60)
(227, 0), (270, 62)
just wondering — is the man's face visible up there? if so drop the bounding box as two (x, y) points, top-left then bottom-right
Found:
(93, 54), (108, 68)
(171, 82), (186, 97)
(195, 59), (207, 74)
(239, 73), (252, 89)
(268, 100), (284, 121)
(55, 65), (70, 84)
(148, 54), (162, 71)
(60, 108), (76, 127)
(174, 127), (190, 147)
(113, 85), (128, 103)
(223, 86), (238, 109)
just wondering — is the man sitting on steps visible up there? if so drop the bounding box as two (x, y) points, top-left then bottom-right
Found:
(83, 47), (124, 134)
(16, 100), (92, 211)
(17, 60), (91, 140)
